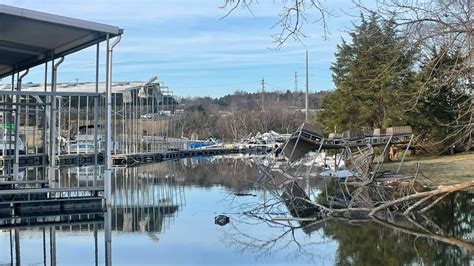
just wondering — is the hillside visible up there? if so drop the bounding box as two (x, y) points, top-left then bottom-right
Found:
(177, 90), (328, 140)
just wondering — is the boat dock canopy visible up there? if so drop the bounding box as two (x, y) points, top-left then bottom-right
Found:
(0, 4), (123, 78)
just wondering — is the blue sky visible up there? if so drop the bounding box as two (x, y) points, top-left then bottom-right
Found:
(1, 0), (363, 97)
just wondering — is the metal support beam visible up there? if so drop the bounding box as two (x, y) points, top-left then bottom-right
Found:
(49, 57), (64, 182)
(94, 42), (99, 188)
(13, 69), (28, 180)
(105, 33), (121, 205)
(42, 61), (48, 176)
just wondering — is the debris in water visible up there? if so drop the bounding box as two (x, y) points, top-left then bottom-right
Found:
(234, 193), (257, 197)
(214, 215), (230, 226)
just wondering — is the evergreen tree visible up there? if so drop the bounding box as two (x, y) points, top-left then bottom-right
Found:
(318, 15), (415, 133)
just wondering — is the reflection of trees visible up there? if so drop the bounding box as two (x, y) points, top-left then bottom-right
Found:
(428, 192), (472, 241)
(324, 216), (472, 266)
(132, 157), (262, 192)
(223, 213), (333, 264)
(178, 158), (261, 191)
(223, 191), (473, 265)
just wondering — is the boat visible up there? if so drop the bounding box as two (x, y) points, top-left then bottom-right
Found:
(0, 134), (26, 155)
(68, 134), (103, 154)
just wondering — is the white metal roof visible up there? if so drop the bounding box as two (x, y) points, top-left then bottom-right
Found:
(0, 81), (173, 94)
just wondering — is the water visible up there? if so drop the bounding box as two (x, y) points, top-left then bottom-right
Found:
(0, 157), (472, 265)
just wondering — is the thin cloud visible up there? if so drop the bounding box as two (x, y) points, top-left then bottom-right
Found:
(1, 0), (357, 96)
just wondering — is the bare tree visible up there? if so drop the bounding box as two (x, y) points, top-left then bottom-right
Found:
(221, 0), (331, 47)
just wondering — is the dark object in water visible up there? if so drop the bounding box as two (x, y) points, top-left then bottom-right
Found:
(281, 180), (321, 218)
(214, 215), (230, 226)
(234, 193), (257, 197)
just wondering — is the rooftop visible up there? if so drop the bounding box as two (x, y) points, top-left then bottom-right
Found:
(0, 81), (173, 94)
(0, 4), (123, 79)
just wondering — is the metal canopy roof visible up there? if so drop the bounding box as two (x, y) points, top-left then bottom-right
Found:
(0, 4), (123, 79)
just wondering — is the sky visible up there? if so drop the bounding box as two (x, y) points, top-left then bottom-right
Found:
(0, 0), (363, 97)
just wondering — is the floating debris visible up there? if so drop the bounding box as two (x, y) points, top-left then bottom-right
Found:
(234, 193), (257, 197)
(214, 215), (230, 226)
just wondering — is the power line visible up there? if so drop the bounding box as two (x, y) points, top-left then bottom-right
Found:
(172, 80), (260, 89)
(265, 83), (286, 90)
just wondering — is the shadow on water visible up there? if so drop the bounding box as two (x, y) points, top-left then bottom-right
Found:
(0, 157), (472, 265)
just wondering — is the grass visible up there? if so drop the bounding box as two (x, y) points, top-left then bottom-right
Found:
(382, 152), (474, 185)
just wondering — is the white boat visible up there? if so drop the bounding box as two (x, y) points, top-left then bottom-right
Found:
(68, 134), (124, 154)
(68, 134), (103, 154)
(0, 134), (26, 155)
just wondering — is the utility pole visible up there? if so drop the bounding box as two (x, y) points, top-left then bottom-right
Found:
(294, 72), (298, 91)
(305, 50), (309, 123)
(261, 77), (265, 111)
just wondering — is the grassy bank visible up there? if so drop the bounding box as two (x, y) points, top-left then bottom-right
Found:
(382, 152), (474, 185)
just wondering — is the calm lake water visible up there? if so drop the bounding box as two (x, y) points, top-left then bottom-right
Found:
(0, 157), (472, 265)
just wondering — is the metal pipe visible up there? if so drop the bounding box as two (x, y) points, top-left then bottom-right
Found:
(105, 34), (121, 206)
(6, 74), (14, 176)
(42, 60), (49, 177)
(49, 57), (64, 182)
(13, 69), (29, 179)
(94, 42), (99, 187)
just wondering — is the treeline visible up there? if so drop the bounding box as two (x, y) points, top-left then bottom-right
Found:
(317, 14), (472, 153)
(177, 2), (472, 153)
(176, 90), (327, 140)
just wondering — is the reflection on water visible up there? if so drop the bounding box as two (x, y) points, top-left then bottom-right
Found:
(1, 157), (472, 265)
(110, 168), (185, 233)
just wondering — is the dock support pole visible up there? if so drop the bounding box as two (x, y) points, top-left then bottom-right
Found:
(94, 42), (100, 188)
(105, 34), (120, 266)
(43, 60), (48, 179)
(105, 34), (121, 205)
(13, 69), (28, 180)
(49, 57), (64, 183)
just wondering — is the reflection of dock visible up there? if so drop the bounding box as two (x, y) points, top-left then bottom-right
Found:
(111, 147), (251, 166)
(0, 209), (104, 230)
(112, 206), (179, 232)
(0, 186), (103, 218)
(108, 166), (186, 233)
(0, 208), (106, 265)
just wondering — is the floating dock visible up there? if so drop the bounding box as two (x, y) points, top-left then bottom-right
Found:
(0, 146), (267, 169)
